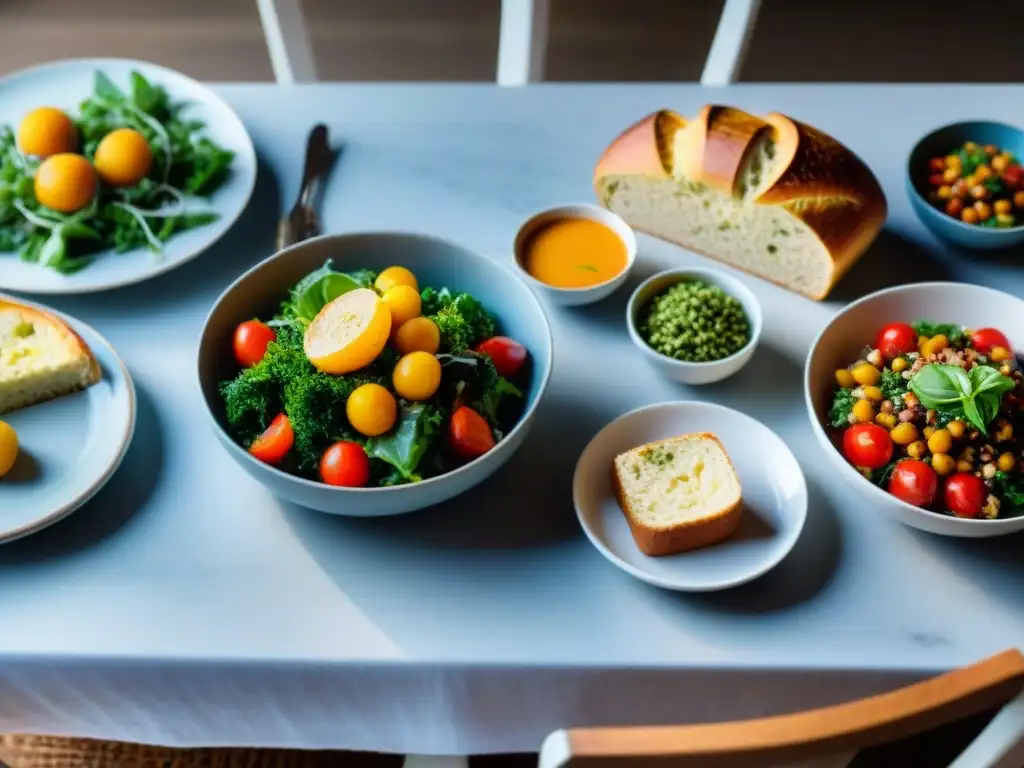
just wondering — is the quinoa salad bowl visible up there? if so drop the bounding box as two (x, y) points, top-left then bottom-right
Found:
(805, 282), (1024, 538)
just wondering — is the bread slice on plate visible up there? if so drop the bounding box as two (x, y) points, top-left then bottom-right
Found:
(593, 105), (888, 300)
(612, 432), (742, 556)
(0, 298), (101, 415)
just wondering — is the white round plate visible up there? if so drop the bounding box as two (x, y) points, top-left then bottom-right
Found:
(573, 401), (808, 592)
(0, 295), (136, 542)
(0, 58), (257, 294)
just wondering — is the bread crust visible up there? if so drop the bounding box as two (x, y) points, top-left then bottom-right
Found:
(593, 106), (888, 300)
(612, 433), (743, 557)
(0, 298), (101, 389)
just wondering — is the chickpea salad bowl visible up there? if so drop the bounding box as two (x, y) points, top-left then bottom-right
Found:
(198, 232), (553, 517)
(806, 282), (1024, 537)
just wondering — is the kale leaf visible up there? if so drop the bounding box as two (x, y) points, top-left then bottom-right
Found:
(423, 288), (497, 352)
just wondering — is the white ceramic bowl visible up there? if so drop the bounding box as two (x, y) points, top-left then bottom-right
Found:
(512, 203), (637, 306)
(626, 268), (762, 385)
(573, 401), (807, 592)
(805, 282), (1024, 537)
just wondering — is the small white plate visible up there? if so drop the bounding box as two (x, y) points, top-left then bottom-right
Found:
(573, 401), (807, 592)
(0, 294), (136, 542)
(0, 58), (257, 294)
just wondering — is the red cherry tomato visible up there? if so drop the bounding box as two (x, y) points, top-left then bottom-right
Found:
(842, 423), (893, 470)
(234, 320), (276, 368)
(888, 460), (938, 507)
(874, 322), (918, 359)
(944, 473), (987, 518)
(449, 406), (496, 461)
(970, 327), (1012, 357)
(474, 336), (528, 378)
(1002, 164), (1023, 188)
(249, 413), (293, 465)
(319, 441), (371, 487)
(928, 158), (946, 172)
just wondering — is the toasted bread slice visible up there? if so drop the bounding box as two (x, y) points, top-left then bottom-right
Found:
(612, 432), (742, 556)
(0, 298), (100, 415)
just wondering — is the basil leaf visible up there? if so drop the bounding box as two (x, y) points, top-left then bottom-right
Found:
(909, 364), (965, 408)
(969, 365), (1015, 397)
(978, 392), (1001, 428)
(963, 397), (987, 435)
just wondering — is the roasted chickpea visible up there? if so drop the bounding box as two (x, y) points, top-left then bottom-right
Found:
(995, 199), (1013, 215)
(947, 420), (966, 439)
(938, 185), (953, 199)
(862, 385), (883, 402)
(956, 459), (974, 473)
(998, 452), (1016, 472)
(906, 440), (927, 459)
(891, 357), (909, 373)
(851, 363), (880, 386)
(993, 154), (1011, 172)
(963, 173), (978, 188)
(928, 428), (953, 455)
(932, 453), (956, 476)
(975, 200), (993, 221)
(851, 399), (875, 424)
(903, 392), (920, 409)
(951, 179), (968, 198)
(995, 421), (1014, 442)
(835, 368), (856, 388)
(1000, 362), (1012, 376)
(962, 207), (980, 224)
(991, 345), (1012, 363)
(964, 141), (979, 153)
(997, 213), (1016, 227)
(942, 167), (959, 184)
(923, 425), (936, 440)
(875, 412), (897, 430)
(890, 422), (918, 446)
(920, 334), (949, 358)
(969, 184), (989, 200)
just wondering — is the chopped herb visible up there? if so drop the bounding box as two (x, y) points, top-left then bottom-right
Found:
(829, 388), (856, 428)
(871, 461), (897, 487)
(575, 264), (599, 273)
(994, 471), (1024, 509)
(717, 221), (733, 231)
(12, 321), (34, 338)
(880, 368), (908, 402)
(643, 447), (674, 467)
(766, 244), (778, 254)
(911, 321), (966, 345)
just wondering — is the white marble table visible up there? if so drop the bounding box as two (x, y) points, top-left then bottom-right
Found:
(0, 83), (1021, 756)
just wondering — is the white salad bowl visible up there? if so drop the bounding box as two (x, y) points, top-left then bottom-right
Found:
(198, 232), (554, 517)
(805, 281), (1024, 538)
(626, 267), (763, 385)
(512, 203), (637, 306)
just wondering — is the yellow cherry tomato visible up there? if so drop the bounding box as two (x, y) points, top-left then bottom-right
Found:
(34, 153), (97, 213)
(394, 316), (440, 355)
(93, 128), (153, 187)
(304, 288), (391, 374)
(0, 420), (18, 478)
(381, 284), (422, 330)
(374, 266), (418, 294)
(346, 383), (397, 437)
(393, 351), (442, 401)
(17, 107), (77, 157)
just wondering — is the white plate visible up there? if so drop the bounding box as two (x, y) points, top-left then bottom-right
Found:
(573, 401), (808, 592)
(0, 58), (257, 294)
(0, 294), (136, 542)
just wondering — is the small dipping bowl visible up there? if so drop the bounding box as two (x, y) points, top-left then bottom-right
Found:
(513, 203), (637, 306)
(907, 120), (1024, 250)
(626, 267), (762, 385)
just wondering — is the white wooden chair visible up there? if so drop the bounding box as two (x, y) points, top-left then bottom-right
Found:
(254, 0), (763, 86)
(538, 649), (1024, 768)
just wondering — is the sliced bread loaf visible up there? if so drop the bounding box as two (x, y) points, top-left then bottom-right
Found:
(0, 298), (100, 415)
(594, 106), (887, 300)
(612, 432), (742, 556)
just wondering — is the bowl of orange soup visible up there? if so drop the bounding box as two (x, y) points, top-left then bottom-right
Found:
(513, 203), (637, 306)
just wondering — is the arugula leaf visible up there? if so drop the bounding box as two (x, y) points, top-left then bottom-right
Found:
(130, 71), (162, 114)
(364, 403), (443, 482)
(94, 71), (126, 103)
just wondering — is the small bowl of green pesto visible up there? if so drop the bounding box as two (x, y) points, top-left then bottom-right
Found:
(626, 267), (762, 385)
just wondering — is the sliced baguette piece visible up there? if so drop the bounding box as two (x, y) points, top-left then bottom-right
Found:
(612, 432), (742, 556)
(0, 298), (101, 415)
(594, 105), (887, 300)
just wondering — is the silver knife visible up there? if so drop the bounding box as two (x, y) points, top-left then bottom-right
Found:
(277, 123), (332, 251)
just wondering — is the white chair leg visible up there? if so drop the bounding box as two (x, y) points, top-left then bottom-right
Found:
(497, 0), (551, 86)
(401, 756), (469, 768)
(949, 688), (1024, 768)
(255, 0), (318, 84)
(700, 0), (762, 86)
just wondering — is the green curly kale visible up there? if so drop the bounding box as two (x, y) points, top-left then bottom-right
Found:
(422, 287), (496, 352)
(829, 388), (856, 428)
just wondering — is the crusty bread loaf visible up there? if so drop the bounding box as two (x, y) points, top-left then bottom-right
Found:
(0, 298), (100, 415)
(594, 106), (887, 300)
(612, 432), (742, 556)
